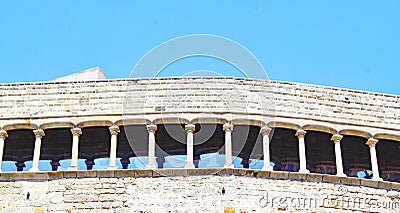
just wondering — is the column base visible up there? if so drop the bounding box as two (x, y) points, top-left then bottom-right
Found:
(145, 163), (156, 169)
(372, 177), (383, 181)
(261, 165), (273, 171)
(298, 169), (310, 174)
(336, 173), (347, 177)
(68, 166), (79, 171)
(28, 167), (39, 172)
(185, 163), (195, 169)
(107, 166), (118, 170)
(224, 162), (234, 168)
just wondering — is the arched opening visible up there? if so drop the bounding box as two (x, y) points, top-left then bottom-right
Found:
(341, 136), (371, 178)
(232, 125), (261, 168)
(79, 127), (110, 170)
(2, 130), (35, 171)
(376, 139), (400, 182)
(40, 128), (72, 171)
(155, 124), (186, 168)
(305, 131), (335, 175)
(118, 125), (147, 169)
(270, 128), (298, 172)
(194, 124), (224, 168)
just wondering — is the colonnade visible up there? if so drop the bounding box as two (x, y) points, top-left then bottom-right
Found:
(0, 122), (388, 182)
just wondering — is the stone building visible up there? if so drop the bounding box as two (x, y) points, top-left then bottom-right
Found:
(0, 67), (399, 212)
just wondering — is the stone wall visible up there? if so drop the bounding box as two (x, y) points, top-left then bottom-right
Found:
(0, 77), (399, 131)
(0, 169), (400, 212)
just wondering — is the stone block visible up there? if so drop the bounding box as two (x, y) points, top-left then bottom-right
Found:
(0, 172), (16, 181)
(360, 179), (379, 188)
(97, 170), (114, 178)
(114, 170), (134, 178)
(322, 174), (341, 184)
(257, 171), (271, 179)
(391, 182), (400, 191)
(245, 170), (259, 178)
(306, 173), (324, 182)
(152, 169), (173, 177)
(269, 171), (289, 180)
(288, 172), (307, 181)
(48, 171), (63, 180)
(187, 168), (219, 176)
(172, 169), (188, 177)
(77, 170), (97, 178)
(14, 172), (48, 181)
(134, 169), (153, 177)
(340, 176), (361, 186)
(233, 169), (246, 176)
(217, 168), (234, 176)
(377, 181), (392, 190)
(62, 171), (77, 178)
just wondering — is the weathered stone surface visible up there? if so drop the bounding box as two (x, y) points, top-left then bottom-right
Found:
(269, 171), (289, 180)
(322, 175), (341, 184)
(217, 168), (234, 176)
(114, 170), (134, 178)
(307, 173), (324, 182)
(0, 78), (398, 137)
(134, 169), (152, 177)
(340, 176), (361, 186)
(1, 169), (397, 212)
(288, 172), (307, 181)
(361, 179), (379, 188)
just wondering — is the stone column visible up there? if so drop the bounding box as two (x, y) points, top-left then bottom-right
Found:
(331, 134), (346, 177)
(107, 125), (120, 170)
(261, 127), (273, 171)
(185, 124), (196, 168)
(295, 129), (309, 173)
(0, 130), (8, 172)
(366, 138), (382, 181)
(223, 123), (234, 168)
(68, 128), (82, 171)
(29, 129), (45, 172)
(145, 124), (157, 169)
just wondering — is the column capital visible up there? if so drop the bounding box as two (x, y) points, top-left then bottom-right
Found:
(223, 123), (233, 132)
(260, 127), (271, 136)
(0, 130), (8, 139)
(146, 124), (157, 132)
(71, 128), (82, 136)
(33, 129), (45, 138)
(295, 129), (306, 138)
(331, 134), (343, 143)
(185, 124), (195, 132)
(109, 125), (120, 135)
(366, 138), (378, 147)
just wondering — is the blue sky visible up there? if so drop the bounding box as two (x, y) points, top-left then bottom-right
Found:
(0, 1), (399, 95)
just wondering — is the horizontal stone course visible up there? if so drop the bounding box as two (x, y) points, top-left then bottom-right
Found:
(1, 169), (398, 191)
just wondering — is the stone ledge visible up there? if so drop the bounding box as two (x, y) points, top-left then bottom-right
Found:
(0, 169), (399, 191)
(288, 172), (307, 181)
